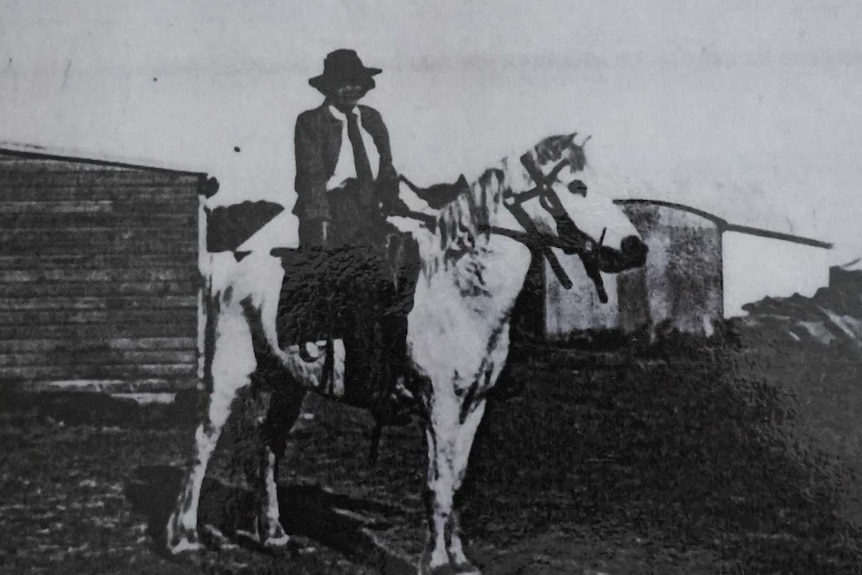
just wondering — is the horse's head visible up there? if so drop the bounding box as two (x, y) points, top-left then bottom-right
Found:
(508, 133), (648, 275)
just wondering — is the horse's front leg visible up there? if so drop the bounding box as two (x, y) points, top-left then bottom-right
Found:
(444, 400), (487, 574)
(421, 393), (487, 575)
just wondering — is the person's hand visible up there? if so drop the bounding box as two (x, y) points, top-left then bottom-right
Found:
(300, 219), (330, 248)
(320, 220), (329, 244)
(377, 186), (409, 216)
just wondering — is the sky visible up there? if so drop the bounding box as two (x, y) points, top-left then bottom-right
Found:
(2, 0), (861, 261)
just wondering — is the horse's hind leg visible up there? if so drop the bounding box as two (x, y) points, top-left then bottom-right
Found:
(244, 378), (306, 547)
(166, 372), (250, 552)
(166, 302), (255, 553)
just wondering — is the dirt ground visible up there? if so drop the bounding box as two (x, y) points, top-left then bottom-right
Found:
(2, 337), (862, 574)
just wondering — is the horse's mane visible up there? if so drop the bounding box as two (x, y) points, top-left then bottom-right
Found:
(433, 165), (506, 260)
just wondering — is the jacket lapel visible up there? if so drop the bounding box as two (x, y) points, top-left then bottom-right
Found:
(317, 103), (390, 178)
(319, 105), (343, 176)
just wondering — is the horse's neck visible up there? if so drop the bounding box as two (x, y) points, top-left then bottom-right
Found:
(406, 154), (539, 324)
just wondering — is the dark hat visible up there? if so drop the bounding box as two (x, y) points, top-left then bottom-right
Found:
(308, 49), (382, 93)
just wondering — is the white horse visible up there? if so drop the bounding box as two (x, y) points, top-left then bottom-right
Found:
(166, 133), (646, 574)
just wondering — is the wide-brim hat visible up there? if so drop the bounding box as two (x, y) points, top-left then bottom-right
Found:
(309, 49), (382, 93)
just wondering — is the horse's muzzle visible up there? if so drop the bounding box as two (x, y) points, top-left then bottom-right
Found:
(597, 235), (648, 273)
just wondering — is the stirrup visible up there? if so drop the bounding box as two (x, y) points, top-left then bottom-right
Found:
(298, 341), (323, 363)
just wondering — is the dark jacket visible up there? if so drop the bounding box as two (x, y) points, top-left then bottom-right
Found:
(293, 103), (398, 223)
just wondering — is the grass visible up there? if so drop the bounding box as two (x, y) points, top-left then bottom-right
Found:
(1, 331), (861, 574)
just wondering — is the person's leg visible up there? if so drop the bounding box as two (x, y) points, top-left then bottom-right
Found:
(372, 237), (419, 423)
(277, 242), (328, 361)
(332, 244), (376, 408)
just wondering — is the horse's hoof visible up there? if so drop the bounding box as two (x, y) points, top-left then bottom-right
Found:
(201, 524), (238, 550)
(451, 562), (482, 575)
(419, 554), (467, 575)
(168, 537), (204, 555)
(418, 565), (466, 575)
(166, 521), (203, 555)
(234, 526), (290, 554)
(263, 532), (290, 548)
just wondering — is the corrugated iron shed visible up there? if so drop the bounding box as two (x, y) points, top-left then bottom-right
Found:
(537, 199), (832, 341)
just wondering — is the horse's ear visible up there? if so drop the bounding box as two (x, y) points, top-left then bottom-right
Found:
(566, 132), (578, 144)
(456, 174), (468, 190)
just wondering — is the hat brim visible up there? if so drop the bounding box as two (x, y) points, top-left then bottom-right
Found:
(308, 68), (382, 92)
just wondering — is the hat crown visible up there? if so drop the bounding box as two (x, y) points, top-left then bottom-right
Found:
(322, 49), (372, 77)
(309, 49), (381, 92)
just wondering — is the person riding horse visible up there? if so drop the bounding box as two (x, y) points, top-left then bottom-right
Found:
(293, 48), (405, 247)
(287, 49), (415, 424)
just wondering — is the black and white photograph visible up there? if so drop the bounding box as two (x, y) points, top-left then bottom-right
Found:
(2, 2), (862, 573)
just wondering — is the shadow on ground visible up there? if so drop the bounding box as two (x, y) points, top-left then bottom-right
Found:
(0, 388), (199, 428)
(126, 465), (415, 575)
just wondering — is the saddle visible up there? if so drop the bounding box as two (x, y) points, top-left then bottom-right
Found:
(273, 218), (420, 424)
(272, 174), (493, 428)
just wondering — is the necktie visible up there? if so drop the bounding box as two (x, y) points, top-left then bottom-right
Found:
(346, 111), (373, 184)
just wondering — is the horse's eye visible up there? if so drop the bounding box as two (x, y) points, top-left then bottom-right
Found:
(568, 180), (588, 196)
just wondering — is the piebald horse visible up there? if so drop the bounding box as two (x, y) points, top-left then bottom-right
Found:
(166, 134), (646, 574)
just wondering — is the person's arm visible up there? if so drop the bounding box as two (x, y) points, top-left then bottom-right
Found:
(365, 109), (403, 213)
(294, 112), (330, 224)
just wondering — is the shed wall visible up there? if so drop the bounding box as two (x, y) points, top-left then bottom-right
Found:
(0, 153), (204, 388)
(618, 203), (723, 335)
(544, 257), (619, 339)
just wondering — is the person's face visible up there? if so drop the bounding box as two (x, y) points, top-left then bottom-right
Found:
(330, 82), (368, 109)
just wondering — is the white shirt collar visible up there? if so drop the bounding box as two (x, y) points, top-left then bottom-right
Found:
(327, 105), (359, 122)
(324, 104), (379, 186)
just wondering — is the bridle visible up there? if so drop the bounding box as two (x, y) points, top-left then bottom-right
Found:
(401, 155), (610, 302)
(499, 154), (608, 302)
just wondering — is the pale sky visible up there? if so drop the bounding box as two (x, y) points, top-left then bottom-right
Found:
(2, 0), (861, 260)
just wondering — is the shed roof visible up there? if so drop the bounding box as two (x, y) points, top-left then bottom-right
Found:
(614, 198), (832, 249)
(0, 141), (208, 177)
